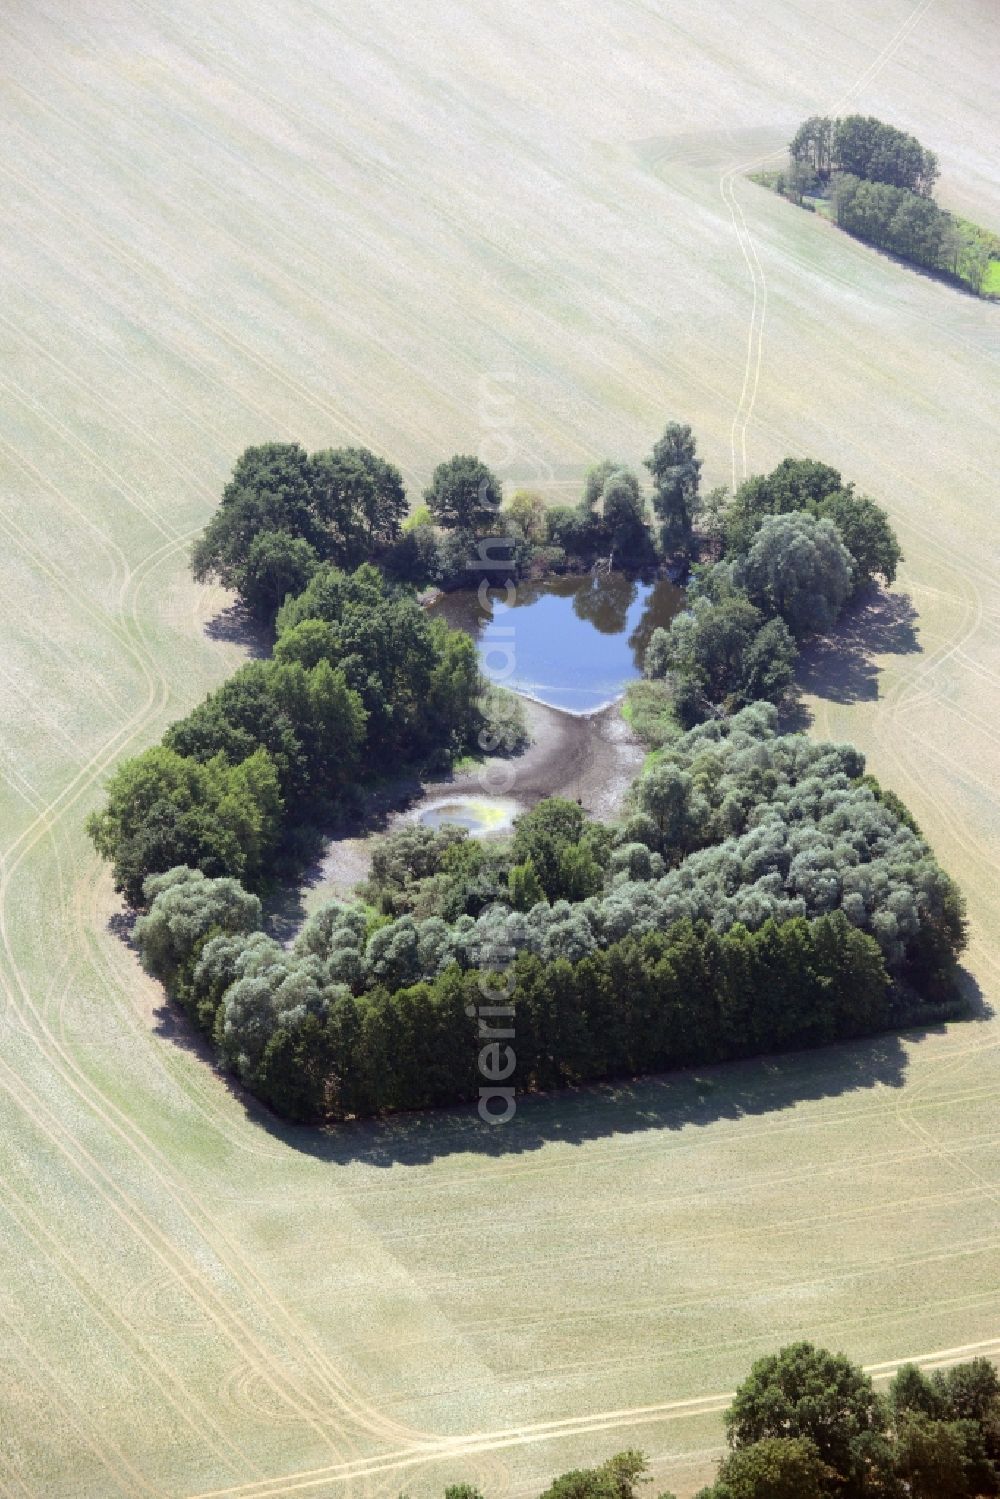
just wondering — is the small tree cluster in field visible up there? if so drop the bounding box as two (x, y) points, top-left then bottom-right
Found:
(644, 455), (903, 725)
(397, 1349), (1000, 1499)
(778, 114), (1000, 294)
(132, 706), (965, 1122)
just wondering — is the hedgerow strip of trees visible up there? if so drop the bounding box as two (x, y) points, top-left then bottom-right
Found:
(771, 114), (1000, 295)
(473, 1346), (1000, 1499)
(143, 888), (893, 1122)
(185, 429), (718, 633)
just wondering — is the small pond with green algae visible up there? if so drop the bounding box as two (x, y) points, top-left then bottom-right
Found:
(416, 795), (519, 836)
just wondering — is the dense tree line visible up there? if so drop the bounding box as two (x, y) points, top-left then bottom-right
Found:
(89, 563), (482, 904)
(835, 175), (956, 274)
(139, 870), (892, 1121)
(411, 1346), (1000, 1499)
(644, 457), (902, 724)
(347, 707), (964, 992)
(193, 428), (711, 612)
(132, 704), (964, 1122)
(391, 424), (707, 588)
(830, 178), (1000, 291)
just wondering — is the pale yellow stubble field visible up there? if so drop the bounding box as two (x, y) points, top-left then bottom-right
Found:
(0, 1), (999, 1495)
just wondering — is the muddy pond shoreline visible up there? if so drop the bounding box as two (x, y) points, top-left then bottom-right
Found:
(305, 693), (645, 907)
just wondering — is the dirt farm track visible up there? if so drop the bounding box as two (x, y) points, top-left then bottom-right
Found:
(1, 1), (1000, 1495)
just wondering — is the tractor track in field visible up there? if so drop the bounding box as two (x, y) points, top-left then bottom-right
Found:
(0, 526), (426, 1484)
(177, 1336), (1000, 1499)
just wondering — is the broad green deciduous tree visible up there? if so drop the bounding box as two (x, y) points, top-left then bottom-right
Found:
(424, 454), (503, 531)
(87, 745), (282, 905)
(708, 1436), (833, 1499)
(191, 442), (408, 623)
(744, 512), (854, 636)
(725, 1342), (893, 1499)
(814, 488), (902, 589)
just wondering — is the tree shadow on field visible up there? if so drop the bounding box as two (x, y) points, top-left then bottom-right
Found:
(862, 239), (999, 304)
(249, 1001), (985, 1169)
(783, 585), (920, 728)
(107, 908), (243, 1101)
(203, 603), (271, 660)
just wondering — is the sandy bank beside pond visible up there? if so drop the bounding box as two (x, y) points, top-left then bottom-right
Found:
(307, 696), (644, 907)
(478, 696), (646, 820)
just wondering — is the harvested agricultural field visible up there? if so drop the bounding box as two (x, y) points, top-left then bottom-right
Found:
(1, 1), (999, 1495)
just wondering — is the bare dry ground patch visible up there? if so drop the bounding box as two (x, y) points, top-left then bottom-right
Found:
(1, 1), (1000, 1495)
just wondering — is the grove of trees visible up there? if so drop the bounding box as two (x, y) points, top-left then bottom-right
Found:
(92, 425), (966, 1134)
(791, 114), (939, 195)
(89, 562), (483, 903)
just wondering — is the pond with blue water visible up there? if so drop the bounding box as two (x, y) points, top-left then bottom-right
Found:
(429, 572), (685, 714)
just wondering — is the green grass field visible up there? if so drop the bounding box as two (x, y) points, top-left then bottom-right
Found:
(2, 1), (1000, 1495)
